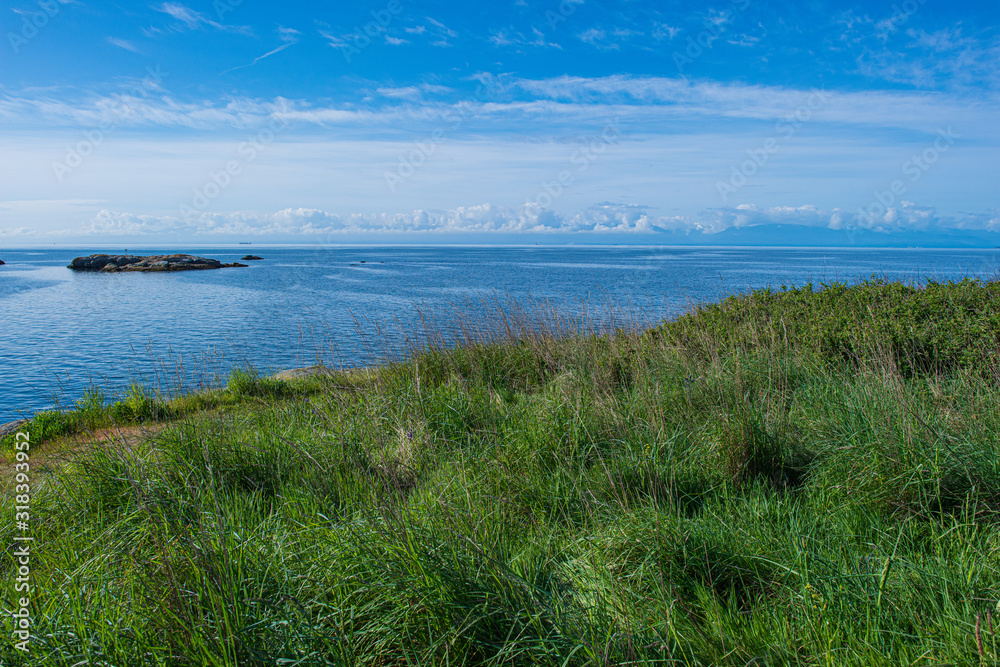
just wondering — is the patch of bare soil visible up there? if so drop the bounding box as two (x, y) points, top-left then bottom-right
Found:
(0, 422), (168, 491)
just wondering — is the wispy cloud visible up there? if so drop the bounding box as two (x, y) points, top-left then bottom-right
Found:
(577, 28), (620, 50)
(651, 23), (681, 41)
(2, 75), (996, 136)
(106, 37), (140, 53)
(154, 2), (252, 35)
(223, 27), (299, 74)
(863, 27), (1000, 90)
(426, 17), (457, 37)
(424, 17), (457, 46)
(727, 33), (761, 47)
(510, 74), (998, 132)
(490, 27), (561, 49)
(0, 93), (307, 130)
(703, 8), (735, 29)
(835, 13), (1000, 91)
(375, 84), (452, 101)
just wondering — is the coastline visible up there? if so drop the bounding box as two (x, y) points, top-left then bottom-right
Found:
(4, 277), (1000, 664)
(0, 364), (367, 433)
(4, 246), (999, 430)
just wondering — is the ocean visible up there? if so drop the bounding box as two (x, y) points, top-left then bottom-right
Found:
(1, 245), (998, 423)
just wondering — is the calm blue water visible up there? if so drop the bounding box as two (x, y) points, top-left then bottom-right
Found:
(1, 245), (998, 423)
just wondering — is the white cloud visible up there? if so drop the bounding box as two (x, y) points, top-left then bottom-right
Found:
(577, 28), (620, 50)
(2, 75), (995, 138)
(696, 204), (841, 233)
(106, 37), (140, 53)
(491, 27), (562, 49)
(223, 27), (300, 73)
(157, 2), (201, 29)
(652, 23), (681, 41)
(155, 2), (251, 34)
(0, 75), (995, 241)
(703, 8), (735, 28)
(855, 201), (1000, 233)
(426, 17), (458, 38)
(407, 17), (457, 47)
(510, 75), (999, 133)
(844, 18), (1000, 91)
(9, 202), (997, 241)
(374, 84), (451, 101)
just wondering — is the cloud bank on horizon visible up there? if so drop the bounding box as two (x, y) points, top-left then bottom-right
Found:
(1, 0), (998, 245)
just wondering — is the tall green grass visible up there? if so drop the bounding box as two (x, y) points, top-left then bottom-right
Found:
(2, 278), (999, 665)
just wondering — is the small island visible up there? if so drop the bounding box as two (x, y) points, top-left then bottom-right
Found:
(241, 255), (264, 260)
(0, 259), (5, 265)
(67, 254), (247, 273)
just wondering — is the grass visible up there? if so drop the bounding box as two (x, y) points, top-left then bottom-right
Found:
(0, 370), (335, 452)
(1, 278), (999, 665)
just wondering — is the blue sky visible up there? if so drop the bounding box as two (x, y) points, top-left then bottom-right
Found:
(1, 0), (998, 244)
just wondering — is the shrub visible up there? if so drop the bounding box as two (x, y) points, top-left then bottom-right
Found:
(227, 368), (294, 399)
(75, 387), (109, 430)
(27, 409), (79, 441)
(110, 385), (169, 424)
(652, 277), (1000, 376)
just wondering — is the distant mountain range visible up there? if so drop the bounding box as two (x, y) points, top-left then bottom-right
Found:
(641, 224), (1000, 248)
(386, 224), (1000, 248)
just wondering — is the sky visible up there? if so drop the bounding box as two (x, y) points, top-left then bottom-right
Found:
(0, 0), (998, 245)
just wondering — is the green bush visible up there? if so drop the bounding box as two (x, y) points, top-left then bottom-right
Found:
(109, 385), (169, 424)
(74, 386), (109, 429)
(227, 368), (295, 399)
(653, 277), (1000, 376)
(26, 409), (79, 441)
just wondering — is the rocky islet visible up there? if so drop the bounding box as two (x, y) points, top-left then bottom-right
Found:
(67, 254), (248, 272)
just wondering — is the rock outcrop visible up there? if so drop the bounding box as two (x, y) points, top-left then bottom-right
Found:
(0, 419), (29, 438)
(68, 254), (247, 272)
(241, 255), (264, 260)
(271, 365), (337, 381)
(0, 259), (5, 265)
